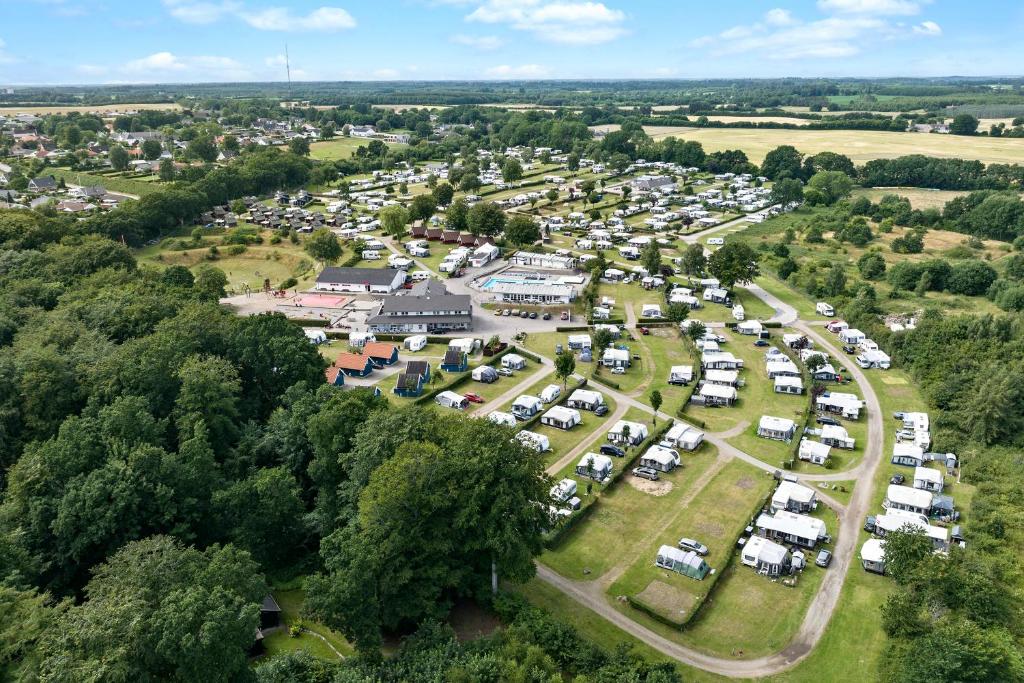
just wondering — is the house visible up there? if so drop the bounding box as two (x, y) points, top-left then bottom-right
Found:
(816, 392), (863, 420)
(669, 365), (693, 385)
(771, 481), (817, 514)
(27, 175), (57, 192)
(405, 360), (431, 383)
(821, 424), (855, 449)
(798, 439), (831, 465)
(502, 353), (527, 370)
(541, 406), (581, 430)
(774, 375), (804, 395)
(766, 358), (801, 379)
(663, 422), (705, 451)
(913, 466), (944, 493)
(741, 536), (793, 577)
(607, 420), (648, 446)
(368, 284), (473, 334)
(602, 348), (631, 368)
(260, 594), (282, 630)
(516, 431), (550, 452)
(440, 348), (469, 373)
(892, 443), (925, 467)
(488, 411), (517, 427)
(511, 395), (543, 420)
(363, 342), (399, 366)
(884, 485), (933, 517)
(566, 389), (604, 411)
(736, 320), (763, 336)
(839, 328), (866, 345)
(472, 365), (498, 383)
(698, 383), (737, 407)
(315, 267), (406, 293)
(639, 445), (680, 472)
(860, 538), (886, 574)
(757, 416), (797, 441)
(324, 367), (346, 386)
(756, 509), (828, 549)
(576, 452), (612, 481)
(393, 373), (424, 397)
(655, 545), (710, 580)
(704, 369), (738, 386)
(436, 390), (469, 410)
(333, 353), (375, 377)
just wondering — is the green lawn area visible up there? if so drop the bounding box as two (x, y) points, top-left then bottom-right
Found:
(310, 137), (406, 160)
(260, 588), (353, 663)
(542, 442), (719, 580)
(49, 167), (162, 197)
(608, 459), (774, 627)
(530, 392), (618, 468)
(634, 328), (697, 416)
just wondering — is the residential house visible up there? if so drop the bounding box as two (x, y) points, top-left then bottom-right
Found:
(393, 373), (424, 397)
(440, 348), (468, 373)
(756, 509), (828, 549)
(363, 342), (399, 366)
(741, 536), (793, 577)
(315, 267), (406, 294)
(324, 367), (346, 387)
(405, 360), (431, 383)
(333, 353), (375, 377)
(27, 175), (57, 192)
(757, 416), (797, 441)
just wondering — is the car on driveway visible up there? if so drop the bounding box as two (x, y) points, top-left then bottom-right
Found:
(600, 444), (625, 458)
(464, 392), (484, 404)
(560, 311), (570, 321)
(502, 309), (511, 316)
(497, 368), (514, 377)
(594, 404), (609, 417)
(754, 339), (769, 347)
(815, 550), (833, 568)
(632, 466), (660, 481)
(639, 327), (650, 335)
(863, 516), (877, 533)
(542, 312), (551, 320)
(611, 367), (626, 375)
(890, 473), (905, 485)
(816, 415), (841, 426)
(678, 538), (709, 556)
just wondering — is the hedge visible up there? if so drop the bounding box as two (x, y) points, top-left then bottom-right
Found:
(414, 345), (516, 405)
(555, 325), (590, 332)
(636, 318), (676, 326)
(588, 373), (620, 390)
(626, 595), (688, 629)
(588, 318), (626, 326)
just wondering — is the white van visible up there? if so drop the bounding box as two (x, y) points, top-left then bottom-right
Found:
(706, 237), (725, 246)
(816, 302), (835, 317)
(362, 250), (381, 260)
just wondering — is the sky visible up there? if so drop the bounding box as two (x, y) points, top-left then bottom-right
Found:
(1, 0), (1023, 84)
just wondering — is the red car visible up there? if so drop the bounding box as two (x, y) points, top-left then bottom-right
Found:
(639, 327), (650, 335)
(464, 392), (485, 404)
(560, 311), (570, 321)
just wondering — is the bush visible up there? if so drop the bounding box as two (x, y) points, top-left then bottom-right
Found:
(226, 244), (247, 256)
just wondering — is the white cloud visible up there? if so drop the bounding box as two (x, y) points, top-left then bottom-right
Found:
(467, 0), (627, 45)
(123, 51), (251, 80)
(162, 0), (240, 24)
(484, 63), (551, 78)
(817, 0), (926, 15)
(764, 8), (795, 26)
(265, 53), (288, 67)
(913, 20), (942, 36)
(242, 6), (356, 31)
(126, 51), (186, 72)
(451, 33), (503, 49)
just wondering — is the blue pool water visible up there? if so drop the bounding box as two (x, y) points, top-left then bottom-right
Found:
(481, 274), (554, 290)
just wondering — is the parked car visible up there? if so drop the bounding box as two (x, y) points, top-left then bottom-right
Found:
(753, 339), (769, 347)
(497, 368), (514, 377)
(560, 311), (570, 321)
(529, 311), (538, 319)
(520, 311), (530, 319)
(890, 473), (905, 485)
(464, 392), (484, 404)
(594, 404), (609, 417)
(502, 309), (511, 316)
(639, 327), (650, 335)
(892, 411), (906, 420)
(511, 309), (520, 317)
(493, 308), (502, 316)
(600, 444), (625, 458)
(816, 415), (841, 426)
(842, 344), (856, 354)
(632, 466), (660, 481)
(542, 312), (552, 320)
(611, 367), (626, 375)
(815, 550), (833, 568)
(864, 516), (877, 533)
(895, 429), (916, 441)
(678, 538), (709, 556)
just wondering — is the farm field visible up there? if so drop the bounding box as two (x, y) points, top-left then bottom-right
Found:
(849, 187), (970, 211)
(635, 126), (1024, 165)
(0, 102), (182, 115)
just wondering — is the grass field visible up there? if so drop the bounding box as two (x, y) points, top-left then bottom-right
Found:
(0, 102), (182, 115)
(48, 168), (161, 197)
(637, 126), (1024, 165)
(262, 588), (353, 662)
(310, 137), (407, 161)
(850, 187), (969, 211)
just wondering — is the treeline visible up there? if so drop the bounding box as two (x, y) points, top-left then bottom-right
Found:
(860, 155), (1024, 190)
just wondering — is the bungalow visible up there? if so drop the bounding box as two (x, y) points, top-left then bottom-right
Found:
(324, 367), (346, 387)
(816, 392), (863, 420)
(839, 328), (866, 345)
(363, 342), (399, 366)
(566, 389), (605, 411)
(699, 383), (737, 407)
(576, 452), (613, 481)
(440, 348), (469, 373)
(704, 369), (738, 386)
(639, 445), (681, 472)
(516, 431), (551, 452)
(736, 320), (763, 336)
(27, 175), (57, 192)
(502, 353), (527, 370)
(442, 230), (460, 243)
(662, 422), (705, 451)
(771, 481), (817, 514)
(511, 395), (543, 420)
(405, 360), (431, 383)
(756, 509), (828, 549)
(884, 485), (933, 517)
(798, 438), (831, 465)
(607, 420), (648, 446)
(541, 406), (582, 431)
(892, 443), (925, 467)
(774, 375), (804, 395)
(315, 267), (406, 294)
(757, 416), (797, 442)
(334, 353), (375, 377)
(741, 536), (793, 577)
(393, 373), (424, 397)
(655, 545), (710, 580)
(702, 351), (743, 370)
(668, 365), (694, 385)
(602, 348), (631, 368)
(766, 358), (801, 379)
(821, 424), (855, 449)
(860, 538), (886, 575)
(913, 466), (944, 493)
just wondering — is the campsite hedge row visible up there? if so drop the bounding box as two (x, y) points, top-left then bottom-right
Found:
(413, 345), (516, 405)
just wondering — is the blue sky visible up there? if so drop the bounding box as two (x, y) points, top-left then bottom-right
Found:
(1, 0), (1023, 84)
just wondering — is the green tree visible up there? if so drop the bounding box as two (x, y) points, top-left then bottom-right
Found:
(409, 193), (437, 222)
(649, 389), (662, 421)
(681, 243), (707, 276)
(592, 328), (615, 357)
(379, 205), (410, 239)
(213, 467), (306, 570)
(545, 188), (559, 204)
(824, 263), (847, 297)
(141, 139), (163, 161)
(805, 171), (854, 206)
(666, 302), (689, 323)
(686, 321), (707, 344)
(174, 354), (241, 454)
(158, 158), (176, 181)
(555, 351), (576, 390)
(501, 158), (523, 183)
(778, 256), (799, 280)
(708, 242), (760, 289)
(304, 228), (342, 265)
(760, 145), (803, 180)
(858, 252), (887, 280)
(505, 214), (540, 246)
(771, 177), (804, 206)
(186, 137), (218, 163)
(109, 145), (130, 171)
(467, 202), (506, 236)
(883, 525), (934, 584)
(446, 198), (469, 232)
(194, 265), (228, 300)
(950, 114), (980, 136)
(288, 137), (311, 156)
(432, 182), (454, 207)
(458, 173), (481, 193)
(641, 240), (662, 277)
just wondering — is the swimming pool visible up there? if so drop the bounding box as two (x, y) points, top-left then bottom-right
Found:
(480, 272), (556, 290)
